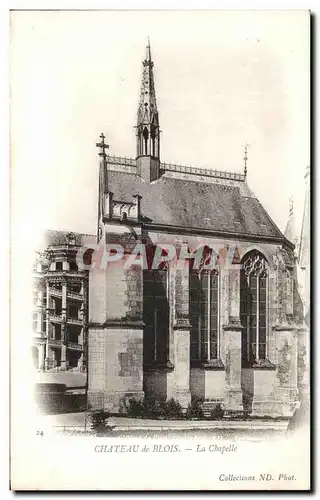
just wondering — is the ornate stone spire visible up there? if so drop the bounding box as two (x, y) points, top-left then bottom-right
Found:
(284, 196), (299, 254)
(136, 39), (160, 182)
(299, 166), (310, 269)
(298, 166), (310, 321)
(137, 38), (159, 132)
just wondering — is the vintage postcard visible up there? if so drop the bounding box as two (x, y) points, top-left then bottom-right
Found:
(10, 9), (310, 491)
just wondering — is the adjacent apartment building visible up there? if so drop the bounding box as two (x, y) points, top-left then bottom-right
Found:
(32, 230), (94, 372)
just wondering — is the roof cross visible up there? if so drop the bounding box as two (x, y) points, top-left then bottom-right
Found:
(96, 132), (109, 156)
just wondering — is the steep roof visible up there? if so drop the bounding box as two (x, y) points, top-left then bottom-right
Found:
(108, 170), (285, 241)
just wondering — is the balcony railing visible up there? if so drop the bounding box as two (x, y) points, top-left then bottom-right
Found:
(49, 338), (62, 348)
(67, 317), (83, 326)
(48, 313), (83, 325)
(67, 341), (83, 351)
(67, 291), (83, 301)
(48, 288), (83, 301)
(46, 270), (88, 279)
(49, 314), (63, 323)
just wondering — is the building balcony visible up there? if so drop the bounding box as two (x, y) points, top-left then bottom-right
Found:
(67, 316), (83, 326)
(46, 270), (87, 279)
(48, 338), (63, 348)
(67, 341), (83, 352)
(49, 314), (63, 323)
(67, 291), (83, 301)
(48, 288), (83, 301)
(47, 339), (83, 351)
(48, 314), (83, 326)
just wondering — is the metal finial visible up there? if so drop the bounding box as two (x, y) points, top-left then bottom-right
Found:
(96, 132), (109, 157)
(242, 142), (250, 176)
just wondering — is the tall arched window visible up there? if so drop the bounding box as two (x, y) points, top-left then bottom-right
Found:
(137, 129), (142, 156)
(190, 269), (220, 362)
(143, 246), (169, 365)
(240, 251), (268, 366)
(150, 128), (156, 157)
(143, 127), (149, 155)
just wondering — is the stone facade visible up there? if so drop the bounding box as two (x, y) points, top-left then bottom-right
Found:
(33, 42), (309, 419)
(85, 42), (309, 418)
(88, 223), (306, 416)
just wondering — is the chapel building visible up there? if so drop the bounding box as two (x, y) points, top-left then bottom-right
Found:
(87, 41), (310, 417)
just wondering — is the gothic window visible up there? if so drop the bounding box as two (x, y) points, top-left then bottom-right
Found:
(190, 269), (220, 361)
(137, 129), (141, 156)
(151, 128), (156, 157)
(143, 267), (169, 364)
(143, 127), (149, 155)
(240, 251), (268, 365)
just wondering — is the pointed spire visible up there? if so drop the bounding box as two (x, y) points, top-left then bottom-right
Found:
(284, 196), (299, 253)
(136, 39), (161, 182)
(137, 38), (159, 129)
(289, 196), (294, 216)
(299, 166), (310, 269)
(145, 37), (152, 62)
(297, 166), (310, 320)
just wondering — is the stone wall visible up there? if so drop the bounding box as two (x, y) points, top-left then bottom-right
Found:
(88, 224), (302, 416)
(88, 327), (144, 412)
(241, 368), (277, 415)
(190, 368), (225, 400)
(144, 370), (168, 401)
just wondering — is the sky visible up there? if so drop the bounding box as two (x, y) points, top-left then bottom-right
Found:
(10, 10), (310, 247)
